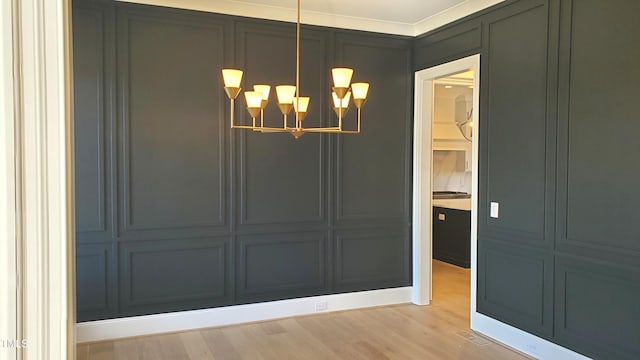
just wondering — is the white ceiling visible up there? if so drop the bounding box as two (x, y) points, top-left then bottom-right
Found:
(118, 0), (506, 36)
(230, 0), (466, 24)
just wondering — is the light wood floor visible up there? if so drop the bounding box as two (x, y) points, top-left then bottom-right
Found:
(77, 260), (530, 359)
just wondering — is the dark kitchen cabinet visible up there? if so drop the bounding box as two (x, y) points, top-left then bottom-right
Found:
(432, 206), (470, 268)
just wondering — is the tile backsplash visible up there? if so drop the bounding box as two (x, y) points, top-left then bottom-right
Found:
(433, 150), (471, 193)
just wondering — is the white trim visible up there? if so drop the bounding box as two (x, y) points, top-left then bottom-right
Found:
(115, 0), (506, 37)
(411, 69), (434, 305)
(116, 0), (414, 35)
(11, 0), (75, 358)
(413, 0), (506, 36)
(1, 0), (18, 357)
(412, 55), (480, 307)
(472, 313), (591, 360)
(76, 287), (412, 343)
(413, 55), (588, 360)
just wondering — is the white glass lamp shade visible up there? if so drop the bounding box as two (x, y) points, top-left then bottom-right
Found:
(332, 91), (351, 108)
(292, 96), (310, 113)
(222, 69), (243, 88)
(351, 82), (369, 100)
(253, 85), (271, 100)
(244, 91), (263, 108)
(332, 68), (354, 88)
(276, 85), (296, 104)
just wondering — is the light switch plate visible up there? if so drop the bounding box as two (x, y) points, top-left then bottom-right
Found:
(490, 202), (499, 218)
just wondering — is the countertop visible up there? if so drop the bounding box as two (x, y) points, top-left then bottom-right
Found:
(432, 198), (471, 211)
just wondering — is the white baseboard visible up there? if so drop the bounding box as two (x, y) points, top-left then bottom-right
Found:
(76, 287), (412, 343)
(471, 312), (591, 360)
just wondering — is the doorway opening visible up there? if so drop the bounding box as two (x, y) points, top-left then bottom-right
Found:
(411, 55), (480, 326)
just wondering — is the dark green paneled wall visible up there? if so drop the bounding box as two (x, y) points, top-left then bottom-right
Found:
(415, 0), (640, 359)
(73, 0), (412, 322)
(76, 0), (640, 358)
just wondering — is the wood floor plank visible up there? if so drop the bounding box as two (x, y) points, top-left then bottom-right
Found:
(179, 331), (215, 360)
(79, 260), (531, 360)
(273, 317), (339, 359)
(199, 328), (242, 360)
(112, 338), (142, 360)
(155, 333), (190, 360)
(259, 321), (286, 335)
(76, 343), (90, 360)
(87, 341), (114, 360)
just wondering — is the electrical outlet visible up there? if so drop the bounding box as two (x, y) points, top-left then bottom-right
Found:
(315, 301), (328, 312)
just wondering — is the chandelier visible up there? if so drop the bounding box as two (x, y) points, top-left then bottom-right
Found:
(221, 0), (369, 139)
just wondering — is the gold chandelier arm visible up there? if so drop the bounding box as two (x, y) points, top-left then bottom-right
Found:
(302, 128), (360, 134)
(257, 127), (359, 134)
(242, 123), (361, 135)
(254, 127), (296, 133)
(231, 124), (258, 129)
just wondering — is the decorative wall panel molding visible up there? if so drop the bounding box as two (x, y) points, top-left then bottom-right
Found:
(119, 237), (231, 316)
(334, 228), (411, 291)
(74, 5), (114, 241)
(234, 22), (328, 227)
(237, 232), (327, 301)
(478, 238), (551, 337)
(117, 10), (228, 238)
(554, 256), (640, 360)
(335, 34), (412, 224)
(479, 1), (550, 247)
(77, 243), (116, 321)
(556, 0), (640, 267)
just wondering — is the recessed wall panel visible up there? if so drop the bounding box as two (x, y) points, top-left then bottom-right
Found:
(334, 228), (410, 291)
(120, 238), (230, 315)
(236, 23), (327, 226)
(336, 35), (411, 223)
(482, 4), (548, 244)
(76, 243), (115, 321)
(77, 247), (108, 312)
(478, 238), (552, 337)
(237, 232), (326, 301)
(558, 0), (640, 263)
(119, 12), (226, 233)
(555, 256), (640, 360)
(74, 8), (108, 235)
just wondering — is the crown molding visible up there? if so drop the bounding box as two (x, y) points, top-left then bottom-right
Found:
(116, 0), (506, 37)
(413, 0), (505, 36)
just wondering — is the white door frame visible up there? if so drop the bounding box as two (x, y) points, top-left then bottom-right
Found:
(410, 55), (593, 360)
(1, 0), (75, 358)
(411, 54), (480, 314)
(1, 0), (18, 354)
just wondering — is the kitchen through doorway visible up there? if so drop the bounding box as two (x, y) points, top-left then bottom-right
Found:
(431, 70), (473, 309)
(411, 55), (479, 328)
